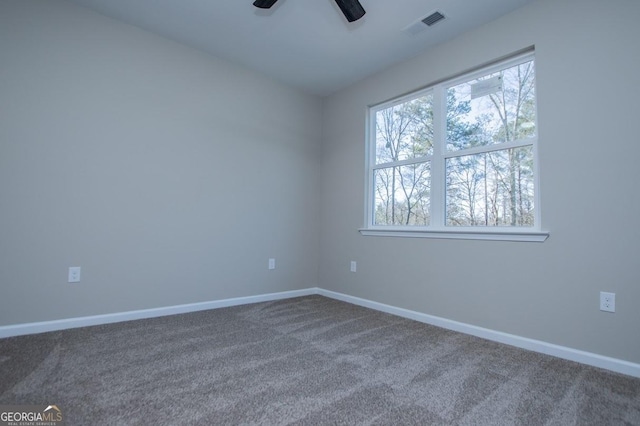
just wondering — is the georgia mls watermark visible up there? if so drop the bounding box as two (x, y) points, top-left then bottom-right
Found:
(0, 405), (63, 426)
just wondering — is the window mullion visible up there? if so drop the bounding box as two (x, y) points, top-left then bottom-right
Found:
(430, 84), (446, 228)
(443, 138), (536, 159)
(373, 156), (433, 170)
(366, 108), (377, 227)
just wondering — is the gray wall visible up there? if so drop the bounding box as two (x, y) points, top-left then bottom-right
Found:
(0, 0), (321, 325)
(319, 0), (640, 364)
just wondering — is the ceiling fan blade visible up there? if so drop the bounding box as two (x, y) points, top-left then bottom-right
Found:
(253, 0), (279, 9)
(334, 0), (366, 22)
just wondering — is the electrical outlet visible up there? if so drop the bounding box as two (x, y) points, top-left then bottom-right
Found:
(68, 266), (81, 283)
(350, 261), (357, 272)
(600, 292), (615, 313)
(268, 258), (275, 270)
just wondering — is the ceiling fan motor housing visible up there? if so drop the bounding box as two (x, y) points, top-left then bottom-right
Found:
(253, 0), (366, 22)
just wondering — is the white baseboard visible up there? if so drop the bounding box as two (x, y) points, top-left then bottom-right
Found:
(317, 288), (640, 379)
(1, 286), (638, 378)
(0, 288), (316, 339)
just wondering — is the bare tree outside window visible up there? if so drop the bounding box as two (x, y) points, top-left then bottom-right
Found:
(368, 53), (538, 232)
(446, 60), (536, 227)
(374, 94), (433, 226)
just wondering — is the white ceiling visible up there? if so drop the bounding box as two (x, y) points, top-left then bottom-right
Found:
(67, 0), (535, 96)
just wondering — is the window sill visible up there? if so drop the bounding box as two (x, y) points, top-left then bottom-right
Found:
(358, 228), (549, 242)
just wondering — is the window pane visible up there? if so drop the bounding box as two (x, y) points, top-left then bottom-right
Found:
(446, 146), (534, 227)
(374, 162), (431, 226)
(447, 60), (536, 151)
(375, 94), (434, 164)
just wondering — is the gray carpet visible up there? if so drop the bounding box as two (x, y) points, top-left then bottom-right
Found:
(1, 295), (639, 425)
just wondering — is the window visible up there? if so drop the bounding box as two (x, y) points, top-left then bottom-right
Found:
(363, 51), (548, 241)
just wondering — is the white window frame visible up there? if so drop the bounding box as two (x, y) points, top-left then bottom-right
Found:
(361, 51), (549, 242)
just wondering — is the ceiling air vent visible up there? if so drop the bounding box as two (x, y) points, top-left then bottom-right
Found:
(422, 11), (445, 26)
(403, 10), (447, 35)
